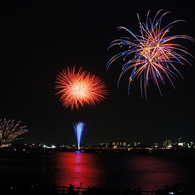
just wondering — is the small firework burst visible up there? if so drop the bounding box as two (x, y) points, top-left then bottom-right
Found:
(0, 118), (28, 147)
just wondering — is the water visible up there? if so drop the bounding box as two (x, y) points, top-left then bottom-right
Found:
(0, 149), (195, 192)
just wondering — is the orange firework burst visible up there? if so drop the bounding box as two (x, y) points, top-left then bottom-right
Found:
(55, 66), (108, 110)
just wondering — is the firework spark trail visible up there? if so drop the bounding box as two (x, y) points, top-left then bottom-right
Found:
(107, 9), (195, 99)
(0, 118), (28, 147)
(55, 66), (108, 110)
(73, 122), (85, 150)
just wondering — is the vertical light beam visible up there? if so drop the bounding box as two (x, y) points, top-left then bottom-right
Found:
(73, 122), (85, 150)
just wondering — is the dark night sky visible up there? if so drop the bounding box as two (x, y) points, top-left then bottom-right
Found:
(1, 0), (195, 146)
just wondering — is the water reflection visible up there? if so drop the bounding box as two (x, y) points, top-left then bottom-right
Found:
(53, 151), (106, 188)
(49, 151), (195, 191)
(129, 155), (181, 191)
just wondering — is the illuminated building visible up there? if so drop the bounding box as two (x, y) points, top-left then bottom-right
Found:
(162, 140), (172, 148)
(112, 141), (127, 148)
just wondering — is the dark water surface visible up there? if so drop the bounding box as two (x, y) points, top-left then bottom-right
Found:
(0, 149), (195, 191)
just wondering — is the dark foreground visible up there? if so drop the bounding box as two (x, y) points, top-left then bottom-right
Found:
(1, 183), (194, 195)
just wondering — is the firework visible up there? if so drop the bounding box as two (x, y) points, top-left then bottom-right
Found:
(0, 118), (28, 147)
(107, 10), (195, 99)
(73, 122), (85, 150)
(55, 66), (108, 110)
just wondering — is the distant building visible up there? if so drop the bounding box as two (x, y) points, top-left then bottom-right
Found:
(178, 137), (182, 143)
(148, 141), (160, 148)
(111, 141), (127, 147)
(188, 142), (195, 148)
(178, 142), (184, 147)
(162, 140), (172, 148)
(133, 142), (141, 147)
(100, 143), (110, 147)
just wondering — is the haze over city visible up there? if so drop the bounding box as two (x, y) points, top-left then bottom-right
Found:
(1, 0), (195, 146)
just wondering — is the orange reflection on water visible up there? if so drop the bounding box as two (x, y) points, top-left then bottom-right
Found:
(53, 151), (105, 188)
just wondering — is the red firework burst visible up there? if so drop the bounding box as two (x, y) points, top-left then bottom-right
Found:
(55, 66), (108, 110)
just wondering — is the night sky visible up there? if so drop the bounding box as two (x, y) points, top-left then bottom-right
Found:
(1, 0), (195, 146)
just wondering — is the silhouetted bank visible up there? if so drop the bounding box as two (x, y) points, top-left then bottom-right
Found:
(0, 183), (194, 195)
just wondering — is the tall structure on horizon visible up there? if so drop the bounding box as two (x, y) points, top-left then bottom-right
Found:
(178, 137), (182, 143)
(162, 140), (172, 148)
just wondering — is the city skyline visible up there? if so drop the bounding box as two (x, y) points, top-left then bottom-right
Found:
(1, 0), (195, 145)
(16, 136), (195, 150)
(11, 132), (195, 148)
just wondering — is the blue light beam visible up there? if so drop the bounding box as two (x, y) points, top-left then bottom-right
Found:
(73, 122), (85, 150)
